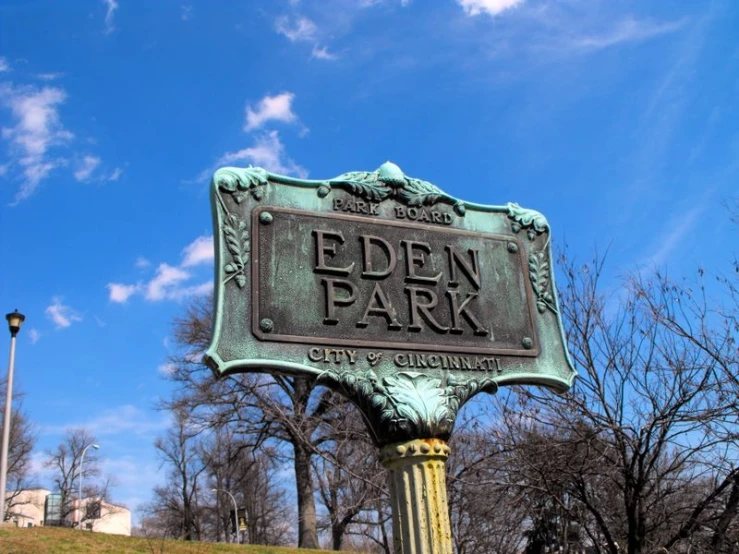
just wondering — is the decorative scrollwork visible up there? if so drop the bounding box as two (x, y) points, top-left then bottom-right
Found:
(318, 369), (497, 445)
(214, 167), (269, 203)
(506, 202), (549, 239)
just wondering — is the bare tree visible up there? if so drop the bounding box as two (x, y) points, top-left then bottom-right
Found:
(631, 265), (739, 553)
(163, 298), (364, 549)
(494, 253), (736, 554)
(200, 424), (292, 545)
(0, 385), (37, 521)
(150, 407), (208, 541)
(43, 428), (104, 527)
(313, 401), (386, 551)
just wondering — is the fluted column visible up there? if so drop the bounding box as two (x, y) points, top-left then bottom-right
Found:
(380, 438), (453, 554)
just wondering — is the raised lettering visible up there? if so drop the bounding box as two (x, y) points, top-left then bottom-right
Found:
(321, 277), (357, 325)
(447, 290), (489, 336)
(357, 283), (402, 330)
(446, 246), (481, 290)
(313, 230), (354, 276)
(402, 240), (442, 284)
(361, 235), (397, 279)
(405, 286), (448, 333)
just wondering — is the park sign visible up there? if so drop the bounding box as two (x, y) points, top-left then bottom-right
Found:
(204, 162), (575, 446)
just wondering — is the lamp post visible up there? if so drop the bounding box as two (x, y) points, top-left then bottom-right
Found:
(0, 310), (25, 523)
(212, 488), (240, 544)
(78, 443), (99, 529)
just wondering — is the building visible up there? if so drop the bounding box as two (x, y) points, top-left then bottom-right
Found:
(3, 488), (131, 536)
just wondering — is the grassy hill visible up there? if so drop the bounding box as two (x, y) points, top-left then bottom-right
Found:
(0, 526), (347, 554)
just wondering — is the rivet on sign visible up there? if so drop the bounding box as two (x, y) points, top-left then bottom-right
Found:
(522, 337), (533, 349)
(259, 211), (273, 224)
(260, 318), (274, 332)
(507, 242), (519, 254)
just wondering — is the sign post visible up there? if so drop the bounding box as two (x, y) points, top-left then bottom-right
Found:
(205, 162), (575, 553)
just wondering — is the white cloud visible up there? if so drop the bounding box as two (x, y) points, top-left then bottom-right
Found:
(0, 83), (73, 203)
(244, 92), (298, 131)
(109, 237), (215, 304)
(145, 263), (191, 301)
(107, 283), (141, 304)
(311, 45), (338, 60)
(0, 58), (9, 72)
(28, 328), (40, 344)
(74, 155), (101, 182)
(457, 0), (523, 17)
(181, 235), (214, 268)
(181, 4), (193, 21)
(217, 131), (307, 177)
(571, 18), (685, 51)
(102, 0), (118, 35)
(275, 16), (317, 42)
(45, 297), (82, 329)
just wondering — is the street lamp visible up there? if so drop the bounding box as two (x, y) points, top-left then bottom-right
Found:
(78, 443), (99, 529)
(212, 488), (240, 544)
(0, 310), (25, 523)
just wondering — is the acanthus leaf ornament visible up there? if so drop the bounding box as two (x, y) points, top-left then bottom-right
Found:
(317, 369), (498, 446)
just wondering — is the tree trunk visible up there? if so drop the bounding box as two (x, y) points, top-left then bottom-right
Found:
(332, 522), (345, 551)
(711, 473), (739, 551)
(294, 442), (319, 549)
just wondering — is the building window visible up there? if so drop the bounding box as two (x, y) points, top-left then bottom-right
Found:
(85, 501), (101, 520)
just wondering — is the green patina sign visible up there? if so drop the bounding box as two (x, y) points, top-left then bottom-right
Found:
(205, 162), (575, 445)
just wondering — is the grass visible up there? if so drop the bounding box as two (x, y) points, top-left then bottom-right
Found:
(0, 526), (345, 554)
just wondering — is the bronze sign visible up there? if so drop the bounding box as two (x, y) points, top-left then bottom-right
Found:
(205, 162), (575, 397)
(252, 207), (538, 357)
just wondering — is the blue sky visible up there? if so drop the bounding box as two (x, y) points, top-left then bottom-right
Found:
(0, 0), (737, 520)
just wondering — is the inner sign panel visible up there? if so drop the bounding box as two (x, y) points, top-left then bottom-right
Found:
(252, 207), (539, 356)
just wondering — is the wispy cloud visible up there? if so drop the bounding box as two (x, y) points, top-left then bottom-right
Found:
(157, 362), (177, 377)
(0, 83), (73, 203)
(102, 0), (118, 35)
(181, 4), (193, 21)
(275, 15), (317, 42)
(35, 73), (64, 81)
(244, 92), (298, 131)
(311, 45), (338, 60)
(42, 404), (171, 438)
(28, 328), (41, 344)
(108, 235), (214, 304)
(45, 297), (82, 329)
(456, 0), (524, 17)
(274, 14), (340, 61)
(569, 17), (686, 51)
(216, 131), (307, 177)
(0, 58), (10, 72)
(74, 155), (101, 182)
(135, 257), (150, 269)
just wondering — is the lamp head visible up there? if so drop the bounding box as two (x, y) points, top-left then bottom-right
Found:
(92, 444), (100, 450)
(6, 310), (25, 337)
